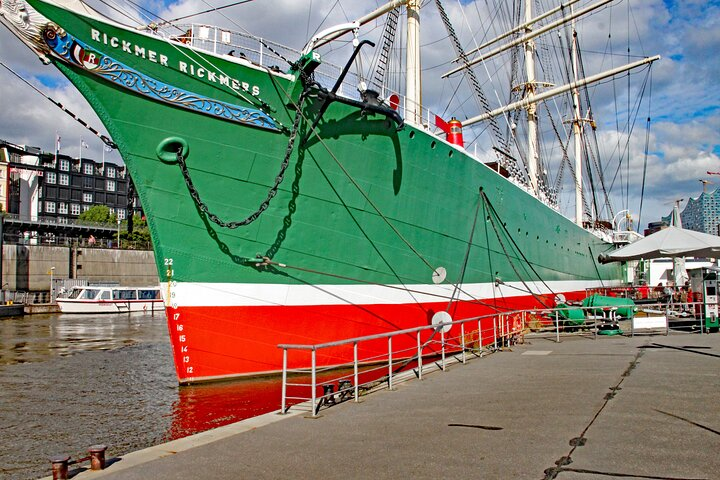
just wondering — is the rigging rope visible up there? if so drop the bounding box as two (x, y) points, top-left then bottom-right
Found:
(445, 189), (483, 312)
(158, 0), (255, 26)
(480, 189), (557, 308)
(434, 0), (510, 168)
(370, 8), (400, 92)
(0, 61), (116, 149)
(637, 71), (653, 232)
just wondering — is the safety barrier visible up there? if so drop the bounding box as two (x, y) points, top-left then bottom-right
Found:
(278, 301), (709, 417)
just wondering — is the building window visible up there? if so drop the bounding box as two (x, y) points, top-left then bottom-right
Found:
(58, 202), (68, 214)
(71, 204), (80, 215)
(59, 173), (69, 186)
(109, 207), (115, 215)
(58, 217), (68, 224)
(107, 180), (115, 192)
(46, 172), (56, 184)
(83, 177), (93, 188)
(60, 159), (70, 171)
(45, 201), (55, 213)
(106, 166), (115, 178)
(117, 208), (126, 220)
(83, 163), (94, 175)
(83, 193), (93, 203)
(82, 204), (91, 212)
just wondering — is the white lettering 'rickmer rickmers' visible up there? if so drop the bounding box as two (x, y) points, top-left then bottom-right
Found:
(90, 28), (261, 96)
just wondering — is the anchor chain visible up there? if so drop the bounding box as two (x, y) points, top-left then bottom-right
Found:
(176, 90), (308, 229)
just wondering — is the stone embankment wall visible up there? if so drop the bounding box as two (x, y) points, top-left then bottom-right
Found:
(2, 245), (158, 291)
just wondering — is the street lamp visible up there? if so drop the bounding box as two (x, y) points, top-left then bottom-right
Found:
(117, 218), (121, 249)
(49, 266), (55, 301)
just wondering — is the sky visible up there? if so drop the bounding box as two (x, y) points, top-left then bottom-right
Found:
(0, 0), (718, 231)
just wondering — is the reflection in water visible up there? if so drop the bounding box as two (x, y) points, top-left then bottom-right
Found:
(0, 313), (168, 365)
(168, 377), (283, 440)
(0, 312), (284, 480)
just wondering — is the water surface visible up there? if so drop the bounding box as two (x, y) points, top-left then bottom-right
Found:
(0, 312), (283, 480)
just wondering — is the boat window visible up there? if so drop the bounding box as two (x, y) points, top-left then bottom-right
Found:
(113, 289), (138, 300)
(138, 289), (160, 300)
(68, 288), (83, 299)
(80, 289), (100, 300)
(100, 290), (111, 300)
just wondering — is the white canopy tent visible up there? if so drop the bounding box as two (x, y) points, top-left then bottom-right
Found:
(599, 226), (720, 264)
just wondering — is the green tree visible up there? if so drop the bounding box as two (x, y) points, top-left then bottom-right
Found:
(78, 205), (114, 224)
(121, 214), (152, 249)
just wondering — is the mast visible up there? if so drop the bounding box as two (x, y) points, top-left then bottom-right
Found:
(456, 0), (582, 59)
(461, 56), (660, 126)
(406, 0), (422, 125)
(524, 1), (540, 195)
(442, 0), (614, 78)
(571, 21), (583, 226)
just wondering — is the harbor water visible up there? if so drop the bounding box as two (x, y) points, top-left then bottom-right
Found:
(0, 312), (283, 480)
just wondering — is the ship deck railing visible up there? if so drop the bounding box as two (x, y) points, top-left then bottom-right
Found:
(278, 301), (709, 417)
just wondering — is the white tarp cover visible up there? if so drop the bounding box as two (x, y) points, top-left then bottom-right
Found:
(599, 226), (720, 263)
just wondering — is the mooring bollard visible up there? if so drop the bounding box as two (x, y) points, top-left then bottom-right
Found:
(50, 455), (70, 480)
(88, 445), (107, 470)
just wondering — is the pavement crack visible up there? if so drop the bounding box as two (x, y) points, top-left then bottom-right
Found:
(568, 436), (586, 447)
(447, 423), (502, 430)
(649, 343), (720, 358)
(553, 466), (707, 479)
(654, 409), (720, 436)
(543, 348), (646, 479)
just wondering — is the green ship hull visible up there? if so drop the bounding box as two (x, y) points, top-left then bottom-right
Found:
(4, 0), (622, 382)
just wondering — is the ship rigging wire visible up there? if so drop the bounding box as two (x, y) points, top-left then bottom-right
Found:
(92, 0), (155, 28)
(158, 0), (255, 26)
(636, 71), (653, 233)
(265, 65), (508, 312)
(0, 61), (116, 149)
(480, 190), (560, 308)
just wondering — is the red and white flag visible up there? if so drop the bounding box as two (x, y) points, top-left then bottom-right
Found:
(435, 115), (450, 134)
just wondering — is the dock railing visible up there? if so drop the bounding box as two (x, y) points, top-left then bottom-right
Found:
(278, 301), (707, 417)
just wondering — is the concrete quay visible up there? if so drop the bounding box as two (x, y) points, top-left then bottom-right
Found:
(59, 332), (719, 480)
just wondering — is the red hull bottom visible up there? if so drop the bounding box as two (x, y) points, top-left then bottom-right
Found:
(167, 291), (583, 383)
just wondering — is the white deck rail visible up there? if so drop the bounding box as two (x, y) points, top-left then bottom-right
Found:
(278, 301), (705, 417)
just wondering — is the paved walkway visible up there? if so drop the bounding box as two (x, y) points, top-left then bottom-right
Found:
(63, 331), (720, 480)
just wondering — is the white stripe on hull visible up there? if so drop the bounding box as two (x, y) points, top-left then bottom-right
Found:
(162, 279), (618, 308)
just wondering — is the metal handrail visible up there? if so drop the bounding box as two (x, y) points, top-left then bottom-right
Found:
(2, 213), (125, 230)
(279, 300), (707, 417)
(279, 310), (531, 416)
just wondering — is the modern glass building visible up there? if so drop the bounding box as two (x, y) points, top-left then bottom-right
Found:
(665, 190), (720, 236)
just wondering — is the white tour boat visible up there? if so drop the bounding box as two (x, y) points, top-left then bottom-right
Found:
(57, 285), (164, 314)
